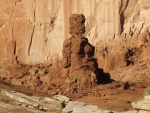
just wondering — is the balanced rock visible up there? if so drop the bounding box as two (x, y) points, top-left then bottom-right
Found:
(69, 14), (86, 36)
(62, 14), (99, 92)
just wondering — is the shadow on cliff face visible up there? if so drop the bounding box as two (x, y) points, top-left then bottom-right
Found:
(95, 68), (113, 84)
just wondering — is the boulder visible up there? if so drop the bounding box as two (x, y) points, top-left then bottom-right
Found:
(132, 95), (150, 112)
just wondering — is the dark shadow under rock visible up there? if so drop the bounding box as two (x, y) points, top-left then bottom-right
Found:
(95, 68), (113, 84)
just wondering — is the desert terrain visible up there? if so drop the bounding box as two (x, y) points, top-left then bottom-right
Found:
(0, 0), (150, 113)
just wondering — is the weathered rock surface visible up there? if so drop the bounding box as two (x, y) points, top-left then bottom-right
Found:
(0, 1), (150, 112)
(132, 95), (150, 112)
(0, 89), (67, 113)
(61, 14), (100, 91)
(1, 90), (66, 111)
(0, 88), (118, 113)
(62, 100), (118, 113)
(0, 0), (149, 67)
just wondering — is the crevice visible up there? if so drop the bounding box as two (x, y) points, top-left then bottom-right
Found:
(28, 0), (36, 56)
(12, 22), (16, 56)
(13, 41), (16, 55)
(55, 1), (61, 17)
(33, 9), (36, 22)
(28, 26), (35, 56)
(43, 0), (61, 52)
(129, 0), (141, 19)
(33, 0), (36, 22)
(137, 22), (145, 36)
(15, 0), (21, 5)
(119, 0), (129, 34)
(12, 22), (15, 40)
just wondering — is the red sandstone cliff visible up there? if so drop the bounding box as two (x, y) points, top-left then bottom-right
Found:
(0, 0), (150, 81)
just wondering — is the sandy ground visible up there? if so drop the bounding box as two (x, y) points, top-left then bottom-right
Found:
(0, 80), (149, 112)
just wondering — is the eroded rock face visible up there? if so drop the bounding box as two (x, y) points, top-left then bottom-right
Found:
(62, 14), (98, 91)
(62, 14), (97, 71)
(0, 0), (149, 66)
(0, 89), (70, 113)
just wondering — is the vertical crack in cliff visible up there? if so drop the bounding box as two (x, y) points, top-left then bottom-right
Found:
(119, 0), (129, 34)
(43, 0), (61, 53)
(27, 0), (36, 56)
(129, 0), (141, 19)
(12, 22), (17, 55)
(33, 0), (36, 22)
(137, 22), (145, 37)
(55, 0), (61, 18)
(13, 41), (16, 55)
(33, 9), (36, 22)
(28, 25), (35, 56)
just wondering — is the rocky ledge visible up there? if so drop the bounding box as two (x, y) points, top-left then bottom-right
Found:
(0, 88), (150, 113)
(0, 89), (115, 113)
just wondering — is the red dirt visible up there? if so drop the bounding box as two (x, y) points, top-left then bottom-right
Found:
(76, 82), (149, 112)
(0, 79), (149, 112)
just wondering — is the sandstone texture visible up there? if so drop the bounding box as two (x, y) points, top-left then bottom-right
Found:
(0, 0), (149, 65)
(0, 0), (150, 112)
(61, 14), (100, 92)
(132, 95), (150, 112)
(1, 90), (65, 111)
(124, 94), (150, 113)
(62, 101), (117, 113)
(0, 89), (64, 113)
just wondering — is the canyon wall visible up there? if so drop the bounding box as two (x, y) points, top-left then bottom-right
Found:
(0, 0), (150, 66)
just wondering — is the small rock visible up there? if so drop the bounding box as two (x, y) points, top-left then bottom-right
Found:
(132, 95), (150, 111)
(52, 94), (71, 103)
(127, 101), (131, 103)
(62, 101), (85, 113)
(73, 104), (99, 113)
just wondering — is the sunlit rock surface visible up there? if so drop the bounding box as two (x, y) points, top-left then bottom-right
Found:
(0, 0), (150, 66)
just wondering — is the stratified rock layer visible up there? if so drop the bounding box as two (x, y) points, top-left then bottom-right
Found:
(0, 0), (149, 65)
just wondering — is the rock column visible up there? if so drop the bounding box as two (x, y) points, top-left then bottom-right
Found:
(62, 14), (98, 91)
(63, 14), (98, 72)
